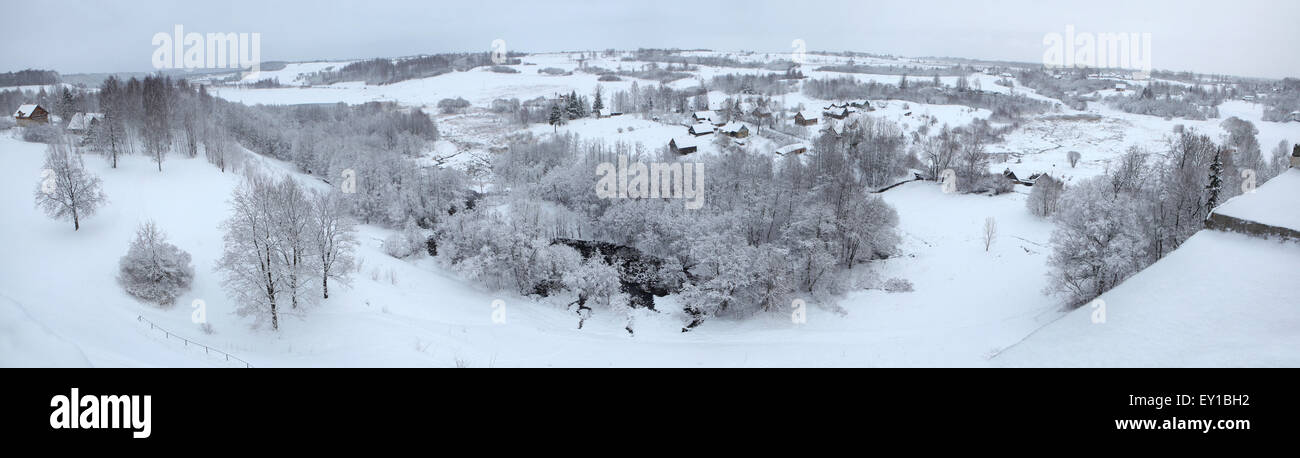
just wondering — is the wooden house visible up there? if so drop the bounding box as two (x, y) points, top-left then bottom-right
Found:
(794, 110), (819, 126)
(688, 123), (715, 136)
(669, 137), (698, 155)
(775, 143), (809, 156)
(13, 104), (49, 126)
(719, 122), (749, 138)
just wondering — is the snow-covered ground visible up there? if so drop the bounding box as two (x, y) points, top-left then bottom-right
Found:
(3, 49), (1298, 368)
(0, 130), (1068, 367)
(993, 230), (1300, 367)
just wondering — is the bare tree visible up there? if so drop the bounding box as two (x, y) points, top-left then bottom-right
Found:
(217, 173), (284, 330)
(34, 141), (107, 231)
(982, 217), (997, 252)
(272, 176), (314, 310)
(310, 189), (357, 299)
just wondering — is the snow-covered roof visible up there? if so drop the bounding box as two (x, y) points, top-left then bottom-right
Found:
(66, 112), (103, 130)
(689, 123), (714, 134)
(796, 110), (819, 120)
(1211, 168), (1300, 233)
(719, 122), (747, 133)
(13, 104), (40, 118)
(670, 137), (698, 148)
(692, 111), (716, 120)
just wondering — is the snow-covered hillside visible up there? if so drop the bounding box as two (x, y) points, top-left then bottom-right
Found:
(993, 230), (1300, 367)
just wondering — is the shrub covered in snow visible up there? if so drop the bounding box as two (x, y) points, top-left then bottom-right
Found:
(118, 221), (195, 306)
(384, 223), (426, 259)
(1026, 174), (1064, 218)
(882, 278), (913, 293)
(22, 124), (60, 143)
(437, 97), (471, 114)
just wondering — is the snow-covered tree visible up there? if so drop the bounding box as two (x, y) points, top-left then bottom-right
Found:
(1206, 149), (1224, 211)
(548, 103), (564, 131)
(310, 190), (357, 299)
(562, 253), (626, 328)
(34, 141), (107, 231)
(1267, 140), (1292, 179)
(141, 75), (171, 172)
(1026, 174), (1064, 217)
(217, 173), (285, 330)
(272, 176), (315, 309)
(118, 221), (194, 306)
(1046, 177), (1147, 306)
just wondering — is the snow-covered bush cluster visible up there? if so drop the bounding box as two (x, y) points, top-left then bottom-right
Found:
(1106, 82), (1225, 121)
(118, 221), (194, 306)
(1026, 174), (1064, 218)
(882, 278), (913, 293)
(384, 223), (426, 259)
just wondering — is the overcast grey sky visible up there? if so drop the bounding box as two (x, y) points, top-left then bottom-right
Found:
(3, 0), (1297, 78)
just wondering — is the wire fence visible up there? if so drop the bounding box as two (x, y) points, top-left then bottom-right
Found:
(136, 315), (252, 368)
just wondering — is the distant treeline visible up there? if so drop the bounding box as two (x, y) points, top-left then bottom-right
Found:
(307, 52), (521, 85)
(816, 64), (971, 77)
(623, 49), (764, 69)
(0, 69), (59, 87)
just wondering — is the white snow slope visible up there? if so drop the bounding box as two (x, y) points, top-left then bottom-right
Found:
(994, 230), (1300, 367)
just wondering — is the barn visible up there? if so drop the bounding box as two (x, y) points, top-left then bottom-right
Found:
(14, 104), (49, 126)
(669, 137), (699, 155)
(775, 143), (809, 156)
(794, 111), (819, 126)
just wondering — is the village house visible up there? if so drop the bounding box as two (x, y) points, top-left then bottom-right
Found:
(688, 123), (715, 136)
(13, 104), (49, 126)
(67, 112), (104, 134)
(794, 110), (819, 126)
(719, 122), (749, 138)
(775, 143), (809, 156)
(692, 110), (717, 124)
(823, 106), (852, 120)
(596, 108), (623, 118)
(669, 137), (698, 155)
